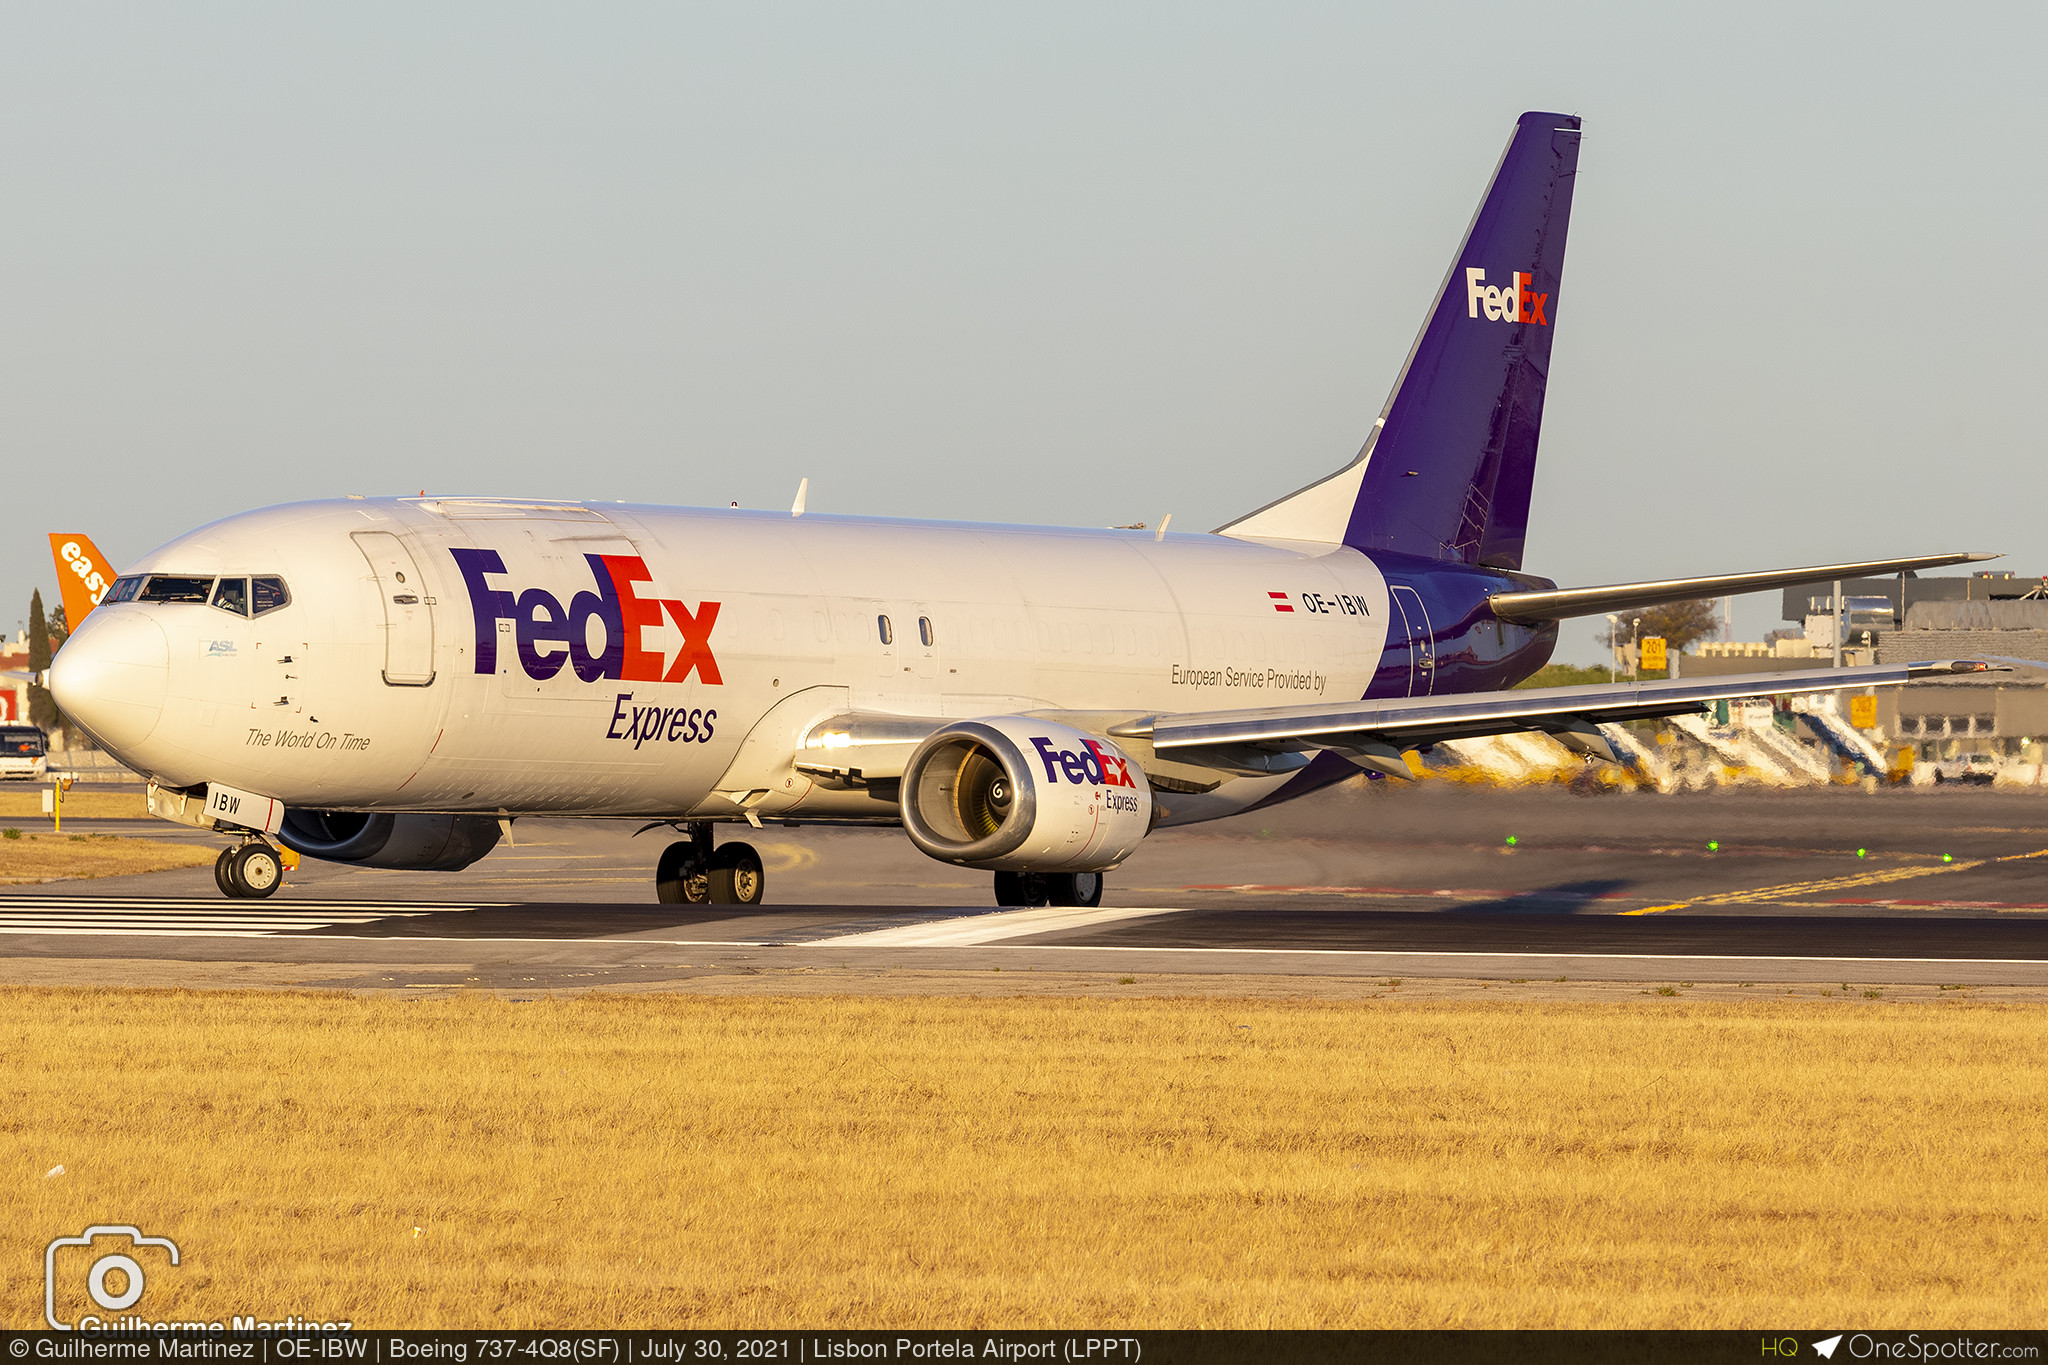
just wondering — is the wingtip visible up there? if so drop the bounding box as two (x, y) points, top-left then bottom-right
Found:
(1906, 659), (2015, 676)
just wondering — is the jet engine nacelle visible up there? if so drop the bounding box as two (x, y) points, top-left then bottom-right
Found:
(278, 809), (502, 871)
(899, 718), (1153, 873)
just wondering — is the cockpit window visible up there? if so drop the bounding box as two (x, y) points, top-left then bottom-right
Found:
(120, 574), (289, 612)
(138, 576), (214, 604)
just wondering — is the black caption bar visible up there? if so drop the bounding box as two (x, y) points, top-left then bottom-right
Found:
(3, 1332), (2047, 1365)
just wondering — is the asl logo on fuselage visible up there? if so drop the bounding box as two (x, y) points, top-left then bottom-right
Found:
(1464, 267), (1549, 326)
(1031, 736), (1139, 789)
(452, 548), (722, 685)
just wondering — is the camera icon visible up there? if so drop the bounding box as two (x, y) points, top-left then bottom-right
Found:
(44, 1225), (181, 1330)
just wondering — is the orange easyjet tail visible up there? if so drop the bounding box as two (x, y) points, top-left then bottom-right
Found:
(48, 533), (119, 628)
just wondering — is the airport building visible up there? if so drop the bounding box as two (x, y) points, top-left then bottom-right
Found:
(0, 631), (30, 724)
(1681, 572), (2048, 777)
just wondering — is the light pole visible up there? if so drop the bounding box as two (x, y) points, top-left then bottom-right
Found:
(1605, 614), (1619, 683)
(1631, 617), (1641, 682)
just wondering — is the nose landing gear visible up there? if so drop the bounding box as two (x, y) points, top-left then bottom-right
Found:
(993, 871), (1104, 908)
(656, 822), (765, 905)
(215, 840), (284, 899)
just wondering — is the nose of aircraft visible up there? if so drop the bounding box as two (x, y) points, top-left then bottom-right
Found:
(49, 610), (170, 752)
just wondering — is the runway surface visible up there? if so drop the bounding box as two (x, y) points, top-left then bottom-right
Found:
(7, 783), (2048, 991)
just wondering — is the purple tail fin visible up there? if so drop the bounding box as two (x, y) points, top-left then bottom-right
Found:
(1219, 112), (1581, 571)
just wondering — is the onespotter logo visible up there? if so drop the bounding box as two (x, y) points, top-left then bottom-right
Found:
(1464, 267), (1549, 325)
(453, 548), (721, 686)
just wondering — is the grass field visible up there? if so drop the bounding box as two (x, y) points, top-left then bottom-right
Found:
(0, 790), (149, 820)
(0, 831), (215, 883)
(4, 989), (2044, 1328)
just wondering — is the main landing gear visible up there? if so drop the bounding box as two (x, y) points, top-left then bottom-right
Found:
(993, 871), (1104, 908)
(656, 822), (765, 905)
(215, 839), (284, 899)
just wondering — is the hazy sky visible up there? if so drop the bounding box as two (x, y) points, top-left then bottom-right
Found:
(6, 3), (2043, 663)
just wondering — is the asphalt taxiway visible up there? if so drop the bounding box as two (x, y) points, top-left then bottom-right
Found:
(6, 781), (2048, 993)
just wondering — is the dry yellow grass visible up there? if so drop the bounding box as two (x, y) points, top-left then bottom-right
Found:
(0, 790), (149, 820)
(0, 832), (215, 883)
(3, 990), (2044, 1328)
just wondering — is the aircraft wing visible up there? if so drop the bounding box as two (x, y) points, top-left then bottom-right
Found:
(1487, 552), (1996, 623)
(1106, 659), (2003, 773)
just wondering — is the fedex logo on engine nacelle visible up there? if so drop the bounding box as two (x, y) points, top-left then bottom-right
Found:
(1464, 267), (1549, 325)
(1030, 736), (1140, 789)
(452, 547), (722, 685)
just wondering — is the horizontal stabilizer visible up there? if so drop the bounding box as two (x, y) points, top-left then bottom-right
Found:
(1488, 552), (1998, 623)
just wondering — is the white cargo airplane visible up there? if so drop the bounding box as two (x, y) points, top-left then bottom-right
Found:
(51, 112), (1995, 901)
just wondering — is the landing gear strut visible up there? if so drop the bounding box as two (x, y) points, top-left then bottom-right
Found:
(993, 871), (1104, 908)
(215, 840), (283, 899)
(657, 823), (765, 905)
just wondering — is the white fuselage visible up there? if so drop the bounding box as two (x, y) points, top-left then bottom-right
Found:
(55, 498), (1398, 827)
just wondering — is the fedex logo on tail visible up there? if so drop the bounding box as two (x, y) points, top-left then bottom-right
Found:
(1464, 268), (1549, 325)
(1030, 736), (1140, 788)
(452, 548), (721, 685)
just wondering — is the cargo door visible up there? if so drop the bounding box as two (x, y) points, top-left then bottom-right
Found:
(495, 532), (642, 704)
(352, 531), (437, 686)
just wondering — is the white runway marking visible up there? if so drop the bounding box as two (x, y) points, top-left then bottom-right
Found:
(0, 897), (466, 937)
(0, 897), (492, 909)
(817, 904), (1183, 947)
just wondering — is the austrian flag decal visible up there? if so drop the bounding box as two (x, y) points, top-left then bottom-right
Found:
(1268, 592), (1294, 613)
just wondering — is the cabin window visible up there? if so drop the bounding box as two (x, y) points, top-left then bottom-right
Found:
(252, 576), (291, 616)
(918, 616), (934, 647)
(211, 578), (250, 616)
(877, 614), (894, 645)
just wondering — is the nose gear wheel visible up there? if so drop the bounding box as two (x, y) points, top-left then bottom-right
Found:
(217, 840), (283, 899)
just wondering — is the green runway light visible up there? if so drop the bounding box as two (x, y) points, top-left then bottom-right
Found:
(1505, 836), (1517, 846)
(1857, 848), (1867, 858)
(1707, 840), (1719, 852)
(1944, 854), (1954, 863)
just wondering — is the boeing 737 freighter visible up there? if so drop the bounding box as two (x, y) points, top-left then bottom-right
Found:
(49, 112), (1996, 901)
